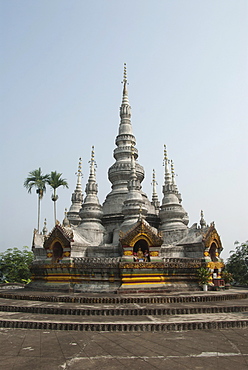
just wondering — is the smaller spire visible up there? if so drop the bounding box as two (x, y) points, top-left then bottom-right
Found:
(67, 157), (84, 225)
(163, 145), (172, 186)
(171, 160), (178, 192)
(123, 62), (127, 84)
(63, 208), (70, 227)
(84, 146), (99, 198)
(200, 210), (206, 229)
(151, 169), (160, 210)
(121, 63), (130, 106)
(42, 218), (47, 235)
(90, 146), (96, 176)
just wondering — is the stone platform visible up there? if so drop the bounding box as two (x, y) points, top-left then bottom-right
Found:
(0, 288), (247, 332)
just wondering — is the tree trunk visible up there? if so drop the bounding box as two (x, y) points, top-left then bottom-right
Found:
(54, 190), (57, 225)
(37, 194), (40, 233)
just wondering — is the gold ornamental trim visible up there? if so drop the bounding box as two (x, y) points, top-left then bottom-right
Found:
(203, 225), (222, 252)
(120, 218), (163, 247)
(123, 251), (133, 256)
(63, 251), (71, 257)
(150, 251), (159, 257)
(120, 262), (165, 269)
(206, 261), (225, 270)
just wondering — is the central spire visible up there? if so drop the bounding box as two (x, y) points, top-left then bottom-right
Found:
(103, 64), (145, 220)
(121, 63), (129, 106)
(119, 63), (132, 133)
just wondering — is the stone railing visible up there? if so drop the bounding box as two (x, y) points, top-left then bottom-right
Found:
(73, 257), (121, 268)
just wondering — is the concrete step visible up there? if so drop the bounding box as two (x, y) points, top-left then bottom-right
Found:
(0, 289), (248, 304)
(0, 310), (247, 332)
(0, 289), (247, 332)
(0, 297), (248, 316)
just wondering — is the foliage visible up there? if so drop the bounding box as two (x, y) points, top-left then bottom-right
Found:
(24, 167), (49, 199)
(48, 171), (69, 195)
(196, 266), (212, 286)
(24, 168), (49, 232)
(221, 270), (234, 284)
(0, 247), (33, 284)
(226, 241), (248, 286)
(47, 171), (69, 223)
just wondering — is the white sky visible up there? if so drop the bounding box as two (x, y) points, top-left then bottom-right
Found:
(0, 0), (247, 261)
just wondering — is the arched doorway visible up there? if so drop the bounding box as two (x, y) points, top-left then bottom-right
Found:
(52, 241), (63, 262)
(209, 242), (218, 262)
(133, 239), (150, 262)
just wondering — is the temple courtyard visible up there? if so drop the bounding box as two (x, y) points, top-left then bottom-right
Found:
(0, 326), (247, 369)
(0, 288), (247, 369)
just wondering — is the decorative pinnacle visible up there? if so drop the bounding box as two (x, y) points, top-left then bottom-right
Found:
(89, 145), (96, 176)
(122, 63), (127, 84)
(200, 210), (206, 229)
(163, 144), (172, 185)
(163, 144), (168, 163)
(76, 157), (82, 177)
(163, 144), (170, 167)
(42, 218), (47, 235)
(152, 169), (158, 186)
(64, 208), (67, 216)
(74, 157), (83, 190)
(171, 160), (175, 176)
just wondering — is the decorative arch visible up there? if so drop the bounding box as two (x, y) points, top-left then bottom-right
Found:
(43, 224), (73, 261)
(120, 219), (163, 259)
(52, 241), (63, 262)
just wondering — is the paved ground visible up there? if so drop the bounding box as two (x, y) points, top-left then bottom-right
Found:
(0, 327), (247, 369)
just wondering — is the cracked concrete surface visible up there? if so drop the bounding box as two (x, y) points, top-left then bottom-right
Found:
(0, 327), (247, 369)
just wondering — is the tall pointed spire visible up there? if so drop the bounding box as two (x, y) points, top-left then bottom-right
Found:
(151, 169), (160, 211)
(163, 145), (172, 189)
(79, 147), (104, 244)
(67, 158), (83, 225)
(84, 146), (98, 198)
(121, 63), (130, 106)
(170, 159), (182, 203)
(103, 64), (146, 221)
(159, 145), (188, 240)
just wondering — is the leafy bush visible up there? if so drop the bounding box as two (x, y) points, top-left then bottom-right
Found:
(0, 247), (33, 284)
(196, 267), (211, 286)
(226, 241), (248, 286)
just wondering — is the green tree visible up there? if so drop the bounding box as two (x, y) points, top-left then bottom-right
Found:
(226, 241), (248, 286)
(24, 168), (49, 232)
(48, 171), (69, 224)
(0, 247), (34, 284)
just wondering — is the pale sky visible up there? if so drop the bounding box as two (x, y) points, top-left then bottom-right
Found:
(0, 0), (247, 261)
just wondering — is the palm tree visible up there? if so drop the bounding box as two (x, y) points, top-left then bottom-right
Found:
(24, 168), (49, 233)
(47, 171), (69, 225)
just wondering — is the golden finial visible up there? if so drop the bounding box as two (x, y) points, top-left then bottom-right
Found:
(171, 160), (175, 175)
(64, 208), (67, 216)
(76, 157), (82, 177)
(122, 63), (128, 85)
(152, 169), (158, 186)
(123, 63), (127, 82)
(91, 145), (95, 161)
(163, 144), (168, 166)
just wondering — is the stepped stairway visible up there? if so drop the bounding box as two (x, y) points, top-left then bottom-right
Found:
(0, 289), (247, 332)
